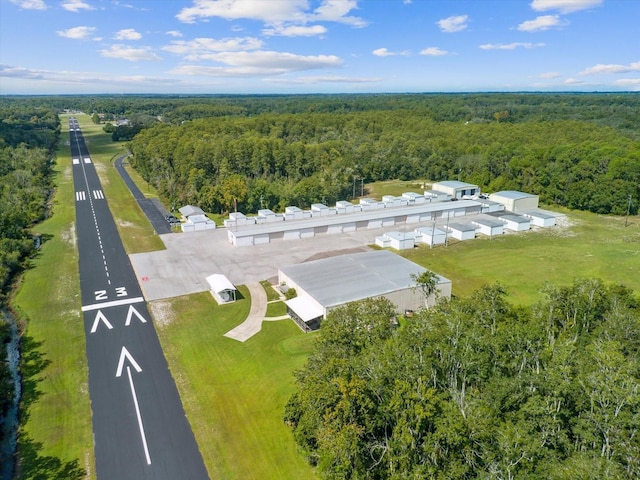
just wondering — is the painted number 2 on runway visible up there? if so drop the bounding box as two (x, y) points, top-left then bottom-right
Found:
(95, 286), (128, 301)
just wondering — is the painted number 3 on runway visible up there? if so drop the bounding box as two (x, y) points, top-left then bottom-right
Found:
(95, 287), (128, 301)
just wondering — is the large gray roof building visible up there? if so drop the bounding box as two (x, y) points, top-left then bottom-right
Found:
(278, 250), (451, 331)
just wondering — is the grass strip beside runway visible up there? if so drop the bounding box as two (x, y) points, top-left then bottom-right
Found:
(151, 291), (318, 480)
(13, 119), (95, 478)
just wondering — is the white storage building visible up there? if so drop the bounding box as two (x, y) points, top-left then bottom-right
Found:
(414, 226), (447, 247)
(446, 223), (476, 241)
(494, 213), (531, 232)
(522, 209), (557, 227)
(489, 191), (539, 213)
(472, 217), (504, 237)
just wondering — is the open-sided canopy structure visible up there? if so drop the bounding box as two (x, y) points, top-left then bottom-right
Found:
(206, 274), (237, 303)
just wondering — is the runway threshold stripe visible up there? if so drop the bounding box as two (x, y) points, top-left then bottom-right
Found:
(81, 297), (144, 311)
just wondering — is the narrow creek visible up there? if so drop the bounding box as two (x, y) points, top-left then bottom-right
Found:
(0, 309), (20, 480)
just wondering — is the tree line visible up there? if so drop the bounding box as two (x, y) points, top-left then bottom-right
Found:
(127, 108), (640, 216)
(285, 280), (640, 479)
(0, 102), (58, 466)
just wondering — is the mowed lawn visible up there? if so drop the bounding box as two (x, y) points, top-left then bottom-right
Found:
(149, 291), (318, 480)
(402, 208), (640, 304)
(13, 117), (95, 476)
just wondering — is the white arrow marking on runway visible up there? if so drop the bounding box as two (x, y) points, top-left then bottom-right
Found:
(116, 347), (151, 465)
(90, 310), (113, 333)
(115, 346), (142, 377)
(125, 305), (147, 326)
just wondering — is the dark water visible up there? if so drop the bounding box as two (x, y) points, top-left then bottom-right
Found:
(0, 311), (20, 480)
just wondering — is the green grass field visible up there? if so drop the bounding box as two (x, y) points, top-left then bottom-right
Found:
(150, 291), (317, 480)
(13, 118), (95, 477)
(401, 208), (640, 305)
(11, 121), (639, 480)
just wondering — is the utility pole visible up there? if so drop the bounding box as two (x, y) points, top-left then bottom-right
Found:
(625, 194), (632, 227)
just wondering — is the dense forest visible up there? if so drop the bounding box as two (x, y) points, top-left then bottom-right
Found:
(126, 103), (640, 216)
(286, 282), (640, 479)
(0, 102), (59, 465)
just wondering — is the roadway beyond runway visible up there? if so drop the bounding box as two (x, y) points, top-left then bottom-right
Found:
(69, 118), (209, 479)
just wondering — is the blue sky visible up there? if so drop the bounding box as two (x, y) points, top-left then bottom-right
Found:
(1, 0), (638, 94)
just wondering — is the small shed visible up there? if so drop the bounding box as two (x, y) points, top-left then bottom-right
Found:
(489, 191), (539, 213)
(383, 231), (415, 250)
(414, 226), (446, 247)
(206, 274), (237, 304)
(522, 210), (557, 227)
(446, 223), (476, 241)
(472, 218), (504, 237)
(496, 213), (531, 232)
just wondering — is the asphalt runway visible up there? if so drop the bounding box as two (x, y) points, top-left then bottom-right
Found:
(69, 119), (209, 479)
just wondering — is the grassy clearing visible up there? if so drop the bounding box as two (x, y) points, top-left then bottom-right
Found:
(402, 208), (640, 304)
(266, 301), (288, 318)
(151, 291), (317, 480)
(13, 120), (95, 477)
(261, 280), (282, 302)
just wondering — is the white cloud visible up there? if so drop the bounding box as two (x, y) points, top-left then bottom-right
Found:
(531, 0), (603, 14)
(8, 0), (47, 9)
(166, 30), (183, 38)
(114, 28), (142, 40)
(176, 0), (366, 26)
(613, 78), (640, 89)
(539, 71), (561, 78)
(437, 15), (468, 33)
(580, 61), (640, 75)
(62, 0), (94, 12)
(479, 42), (545, 50)
(0, 64), (174, 86)
(57, 26), (96, 39)
(565, 77), (584, 84)
(163, 37), (264, 60)
(267, 75), (381, 85)
(170, 51), (342, 77)
(518, 15), (566, 32)
(420, 47), (449, 56)
(372, 48), (409, 57)
(262, 24), (327, 37)
(311, 0), (367, 27)
(100, 44), (161, 61)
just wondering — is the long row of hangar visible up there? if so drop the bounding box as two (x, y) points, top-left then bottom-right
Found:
(203, 181), (559, 333)
(221, 181), (556, 248)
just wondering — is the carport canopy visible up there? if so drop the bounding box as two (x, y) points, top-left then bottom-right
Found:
(206, 274), (236, 302)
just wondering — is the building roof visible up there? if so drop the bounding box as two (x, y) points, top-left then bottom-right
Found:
(433, 180), (479, 189)
(497, 213), (530, 223)
(229, 200), (481, 238)
(491, 190), (538, 200)
(285, 296), (324, 322)
(279, 250), (448, 309)
(205, 274), (236, 294)
(522, 209), (557, 219)
(447, 222), (476, 232)
(179, 205), (205, 217)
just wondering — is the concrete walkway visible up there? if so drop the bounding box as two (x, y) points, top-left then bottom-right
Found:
(224, 282), (268, 342)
